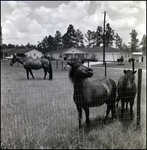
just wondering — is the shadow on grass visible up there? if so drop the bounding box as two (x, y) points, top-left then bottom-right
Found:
(76, 115), (117, 134)
(116, 106), (134, 129)
(75, 106), (135, 134)
(17, 77), (53, 81)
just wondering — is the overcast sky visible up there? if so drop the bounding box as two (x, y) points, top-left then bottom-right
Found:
(1, 1), (146, 47)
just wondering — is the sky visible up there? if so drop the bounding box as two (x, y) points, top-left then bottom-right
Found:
(1, 1), (146, 47)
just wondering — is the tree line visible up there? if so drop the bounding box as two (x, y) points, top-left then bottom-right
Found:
(2, 23), (146, 54)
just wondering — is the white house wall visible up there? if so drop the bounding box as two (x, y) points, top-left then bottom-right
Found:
(87, 52), (131, 62)
(50, 47), (132, 61)
(53, 53), (60, 59)
(64, 47), (85, 54)
(87, 52), (118, 61)
(25, 49), (42, 59)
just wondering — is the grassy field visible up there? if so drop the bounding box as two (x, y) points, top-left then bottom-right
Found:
(1, 60), (146, 149)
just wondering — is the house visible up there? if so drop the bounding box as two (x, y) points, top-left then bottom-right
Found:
(47, 47), (88, 60)
(86, 47), (131, 62)
(47, 47), (132, 62)
(2, 47), (43, 59)
(132, 52), (144, 62)
(1, 48), (16, 59)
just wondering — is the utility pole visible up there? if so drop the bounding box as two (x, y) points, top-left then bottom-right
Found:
(103, 11), (107, 65)
(0, 26), (2, 60)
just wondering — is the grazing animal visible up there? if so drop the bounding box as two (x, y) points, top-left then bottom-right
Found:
(117, 56), (124, 62)
(10, 53), (53, 80)
(128, 58), (135, 63)
(116, 69), (137, 120)
(67, 58), (117, 129)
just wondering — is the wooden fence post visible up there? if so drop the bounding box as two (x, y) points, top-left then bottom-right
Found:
(137, 69), (142, 128)
(105, 61), (107, 77)
(88, 60), (89, 68)
(61, 61), (63, 69)
(132, 59), (135, 71)
(4, 60), (6, 65)
(56, 60), (58, 69)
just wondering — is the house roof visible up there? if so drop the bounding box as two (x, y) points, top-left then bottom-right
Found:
(2, 48), (17, 53)
(50, 47), (88, 54)
(132, 52), (143, 55)
(50, 46), (130, 54)
(85, 47), (129, 53)
(11, 48), (42, 54)
(2, 47), (42, 54)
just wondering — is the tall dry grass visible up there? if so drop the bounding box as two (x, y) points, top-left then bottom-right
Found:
(1, 63), (146, 149)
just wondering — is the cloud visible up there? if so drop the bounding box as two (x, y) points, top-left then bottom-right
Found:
(7, 1), (27, 9)
(93, 1), (146, 44)
(34, 1), (90, 23)
(33, 1), (92, 37)
(3, 1), (45, 44)
(4, 1), (32, 34)
(2, 1), (146, 46)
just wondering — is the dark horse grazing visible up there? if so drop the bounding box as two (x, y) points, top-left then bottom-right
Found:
(117, 56), (124, 62)
(67, 58), (117, 129)
(116, 69), (137, 120)
(128, 58), (135, 63)
(10, 53), (53, 80)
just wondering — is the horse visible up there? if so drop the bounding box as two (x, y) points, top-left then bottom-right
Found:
(128, 58), (135, 63)
(10, 53), (53, 80)
(117, 56), (124, 62)
(67, 58), (117, 129)
(116, 69), (137, 120)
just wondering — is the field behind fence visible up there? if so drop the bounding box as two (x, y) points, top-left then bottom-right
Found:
(1, 60), (146, 149)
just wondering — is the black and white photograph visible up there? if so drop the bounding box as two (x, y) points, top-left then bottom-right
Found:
(1, 1), (146, 149)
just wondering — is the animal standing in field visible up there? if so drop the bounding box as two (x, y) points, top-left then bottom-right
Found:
(128, 58), (135, 63)
(116, 69), (137, 120)
(67, 58), (117, 129)
(10, 53), (53, 80)
(117, 56), (124, 62)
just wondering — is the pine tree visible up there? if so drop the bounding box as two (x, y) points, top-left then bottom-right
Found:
(115, 33), (123, 49)
(140, 34), (146, 54)
(94, 26), (103, 47)
(62, 24), (77, 48)
(129, 29), (139, 52)
(105, 23), (115, 47)
(84, 30), (95, 48)
(75, 29), (84, 48)
(54, 31), (63, 50)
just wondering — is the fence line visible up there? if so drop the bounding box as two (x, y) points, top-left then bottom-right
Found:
(137, 69), (142, 128)
(1, 62), (145, 149)
(1, 59), (144, 129)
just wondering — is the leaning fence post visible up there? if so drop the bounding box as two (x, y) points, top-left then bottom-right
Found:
(137, 69), (142, 129)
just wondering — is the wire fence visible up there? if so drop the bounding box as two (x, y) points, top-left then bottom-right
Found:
(1, 60), (146, 149)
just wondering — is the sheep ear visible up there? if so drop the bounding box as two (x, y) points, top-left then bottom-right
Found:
(133, 70), (137, 74)
(124, 69), (127, 74)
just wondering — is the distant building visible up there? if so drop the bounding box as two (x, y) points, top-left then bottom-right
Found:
(2, 47), (43, 59)
(132, 52), (143, 62)
(47, 46), (132, 62)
